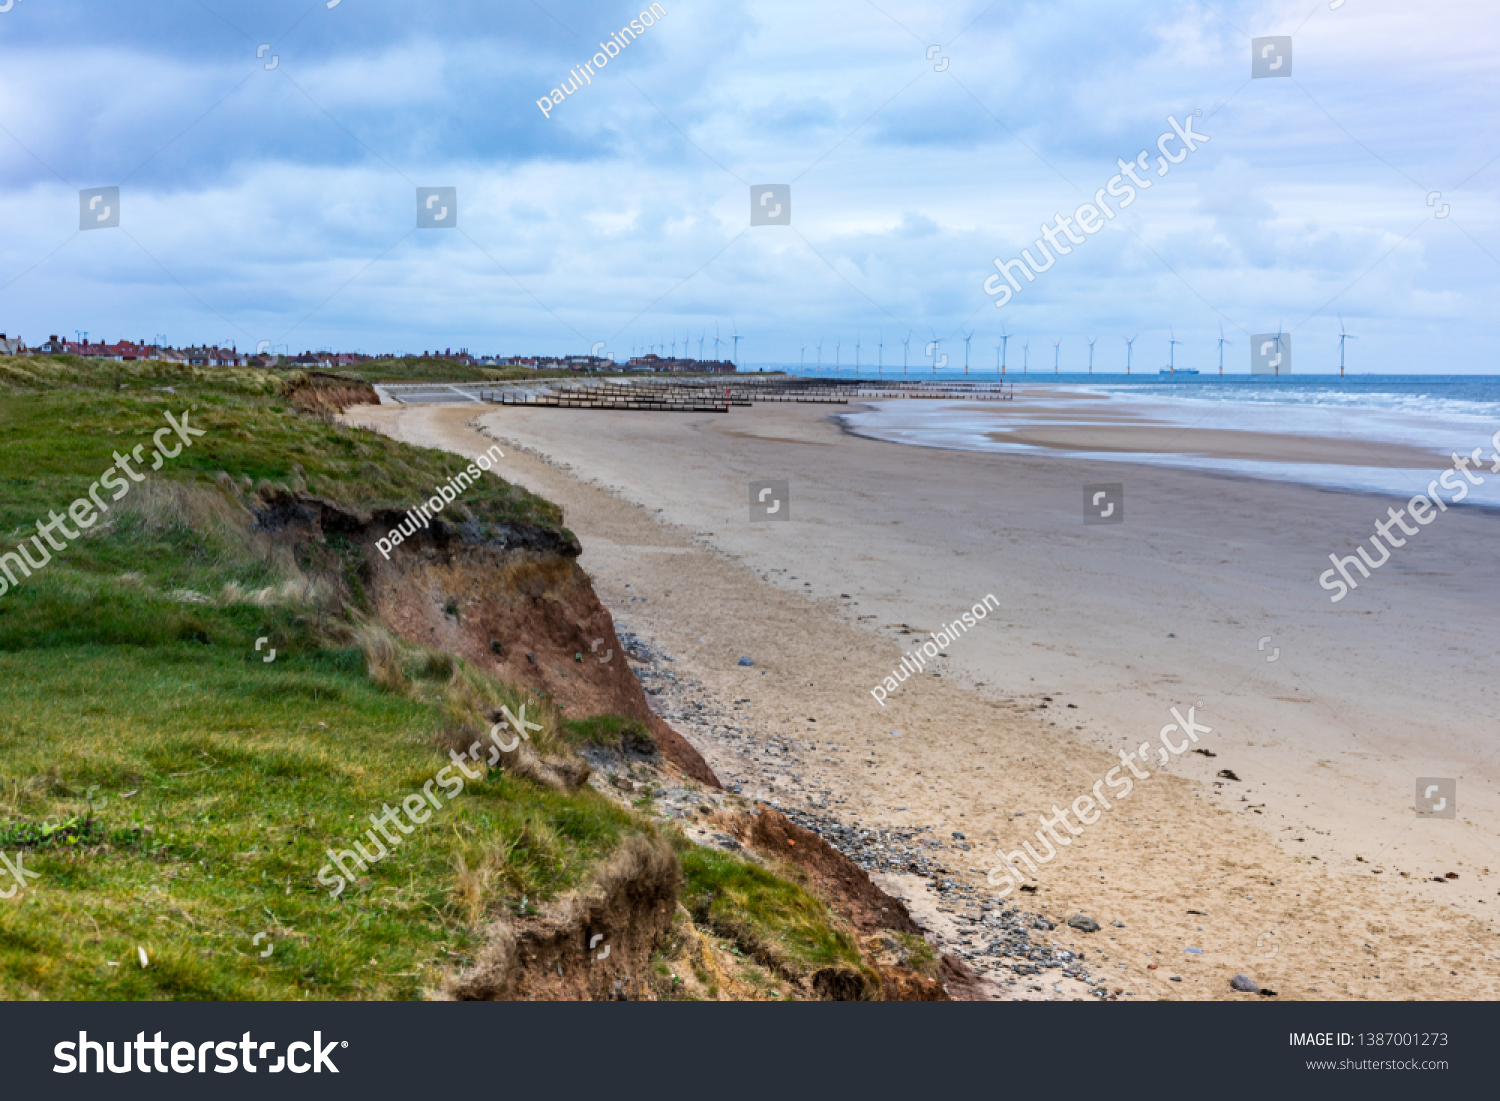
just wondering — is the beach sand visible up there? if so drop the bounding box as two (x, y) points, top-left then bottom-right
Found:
(343, 395), (1500, 1000)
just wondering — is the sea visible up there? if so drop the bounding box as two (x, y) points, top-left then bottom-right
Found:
(801, 372), (1500, 508)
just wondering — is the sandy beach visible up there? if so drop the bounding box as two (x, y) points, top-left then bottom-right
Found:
(344, 392), (1500, 1001)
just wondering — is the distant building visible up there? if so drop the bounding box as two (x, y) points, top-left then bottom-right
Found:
(0, 334), (25, 355)
(623, 355), (735, 374)
(183, 345), (249, 367)
(95, 339), (158, 361)
(498, 355), (611, 371)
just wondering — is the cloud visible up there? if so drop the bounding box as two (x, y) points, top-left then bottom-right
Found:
(0, 0), (1493, 370)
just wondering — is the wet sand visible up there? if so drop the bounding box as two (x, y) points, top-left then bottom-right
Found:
(343, 396), (1500, 1001)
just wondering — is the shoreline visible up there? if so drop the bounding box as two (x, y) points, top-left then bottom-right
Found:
(343, 399), (1500, 1001)
(838, 387), (1500, 507)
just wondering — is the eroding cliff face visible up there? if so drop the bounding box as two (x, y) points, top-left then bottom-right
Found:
(444, 833), (681, 1002)
(250, 486), (719, 786)
(247, 485), (717, 998)
(245, 484), (960, 1001)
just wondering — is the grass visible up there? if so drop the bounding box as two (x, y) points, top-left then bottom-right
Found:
(892, 931), (938, 978)
(0, 358), (566, 575)
(0, 355), (281, 396)
(562, 715), (655, 755)
(0, 359), (641, 1000)
(678, 846), (875, 996)
(0, 644), (638, 999)
(326, 359), (579, 384)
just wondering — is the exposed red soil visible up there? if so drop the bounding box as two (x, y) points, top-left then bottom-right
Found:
(719, 805), (952, 1001)
(369, 545), (719, 787)
(725, 805), (922, 934)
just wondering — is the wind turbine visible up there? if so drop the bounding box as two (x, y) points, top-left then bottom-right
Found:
(1338, 316), (1356, 377)
(855, 333), (861, 373)
(698, 331), (705, 360)
(902, 331), (910, 374)
(878, 330), (884, 376)
(799, 345), (806, 371)
(999, 327), (1010, 375)
(834, 340), (841, 373)
(928, 330), (942, 376)
(963, 330), (973, 375)
(731, 319), (741, 364)
(1022, 339), (1029, 374)
(1087, 336), (1097, 374)
(713, 324), (722, 360)
(1217, 324), (1232, 376)
(815, 339), (822, 370)
(1052, 337), (1060, 374)
(1124, 334), (1136, 374)
(670, 335), (677, 359)
(1167, 327), (1181, 374)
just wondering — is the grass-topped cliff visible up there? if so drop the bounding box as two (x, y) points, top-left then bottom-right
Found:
(0, 357), (885, 1001)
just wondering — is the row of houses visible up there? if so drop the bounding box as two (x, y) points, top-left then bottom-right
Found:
(1, 335), (370, 369)
(11, 336), (252, 365)
(0, 336), (738, 374)
(498, 354), (612, 370)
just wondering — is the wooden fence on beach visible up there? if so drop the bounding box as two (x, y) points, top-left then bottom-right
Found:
(477, 376), (1014, 413)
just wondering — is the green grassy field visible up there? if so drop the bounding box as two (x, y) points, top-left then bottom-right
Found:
(0, 359), (632, 999)
(322, 359), (577, 384)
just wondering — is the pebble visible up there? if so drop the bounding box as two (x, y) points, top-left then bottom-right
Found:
(1230, 974), (1260, 993)
(1067, 915), (1100, 933)
(614, 620), (1111, 999)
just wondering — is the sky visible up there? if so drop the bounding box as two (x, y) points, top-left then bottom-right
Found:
(0, 0), (1496, 372)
